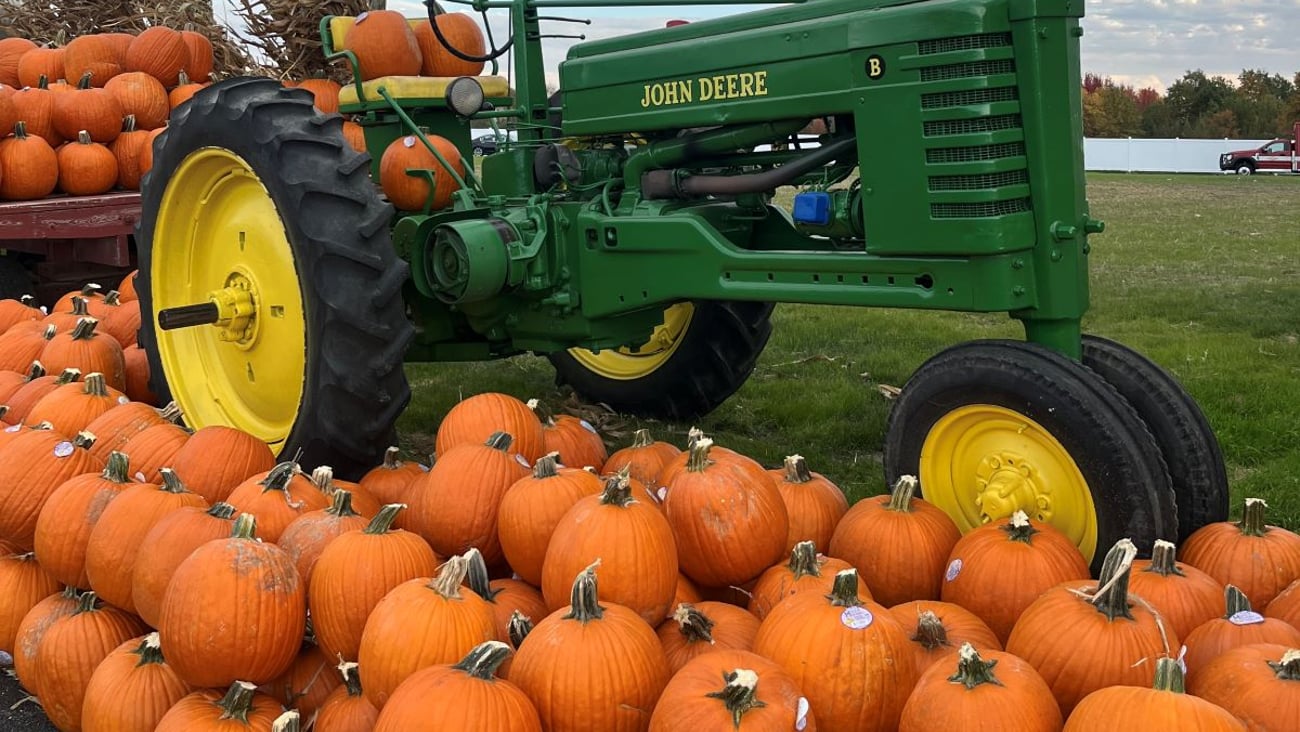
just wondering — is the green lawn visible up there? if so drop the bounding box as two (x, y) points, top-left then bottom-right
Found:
(396, 172), (1300, 528)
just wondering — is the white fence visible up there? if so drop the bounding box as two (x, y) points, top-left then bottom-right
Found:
(1083, 137), (1276, 174)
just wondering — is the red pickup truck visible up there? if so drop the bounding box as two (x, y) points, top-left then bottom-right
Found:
(0, 192), (139, 306)
(1219, 122), (1300, 175)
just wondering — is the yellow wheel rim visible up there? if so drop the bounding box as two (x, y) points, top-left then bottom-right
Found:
(567, 302), (694, 380)
(151, 147), (306, 452)
(918, 404), (1098, 563)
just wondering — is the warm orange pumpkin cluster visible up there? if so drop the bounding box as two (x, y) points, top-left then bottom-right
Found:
(3, 372), (1300, 730)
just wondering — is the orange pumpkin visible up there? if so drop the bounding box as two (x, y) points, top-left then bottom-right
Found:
(158, 514), (307, 688)
(1181, 585), (1300, 685)
(900, 642), (1061, 732)
(84, 400), (170, 463)
(509, 562), (672, 731)
(0, 547), (61, 654)
(1128, 538), (1226, 642)
(341, 120), (367, 152)
(0, 294), (44, 334)
(379, 131), (466, 211)
(357, 445), (426, 506)
(110, 114), (149, 190)
(27, 371), (127, 437)
(602, 427), (681, 489)
(12, 77), (63, 147)
(130, 501), (238, 629)
(434, 391), (546, 461)
(1266, 576), (1300, 627)
(752, 567), (918, 731)
(122, 344), (157, 404)
(0, 38), (37, 86)
(43, 295), (96, 332)
(84, 468), (208, 614)
(528, 398), (608, 469)
(343, 10), (423, 80)
(104, 72), (169, 129)
(11, 587), (80, 697)
(1005, 539), (1179, 718)
(406, 431), (530, 566)
(117, 420), (190, 482)
(296, 77), (341, 114)
(308, 465), (381, 518)
(35, 590), (151, 732)
(356, 553), (498, 709)
(415, 12), (487, 77)
(17, 48), (65, 89)
(57, 129), (120, 195)
(32, 449), (133, 588)
(311, 504), (440, 664)
(3, 365), (77, 424)
(1065, 656), (1244, 731)
(664, 438), (790, 588)
(155, 681), (282, 732)
(0, 428), (102, 551)
(169, 425), (276, 503)
(0, 120), (59, 200)
(88, 290), (140, 347)
(657, 601), (761, 674)
(53, 73), (124, 142)
(463, 555), (549, 649)
(768, 454), (848, 555)
(314, 662), (380, 732)
(40, 317), (127, 392)
(116, 269), (138, 302)
(224, 461), (330, 542)
(167, 69), (205, 108)
(0, 86), (15, 137)
(80, 632), (194, 732)
(276, 490), (370, 589)
(649, 649), (816, 732)
(373, 641), (541, 731)
(62, 36), (122, 87)
(940, 510), (1091, 644)
(889, 601), (1003, 673)
(0, 323), (56, 373)
(180, 30), (214, 82)
(541, 471), (679, 625)
(125, 26), (190, 87)
(1186, 643), (1300, 731)
(1180, 497), (1300, 609)
(260, 637), (341, 723)
(747, 540), (855, 620)
(498, 452), (603, 586)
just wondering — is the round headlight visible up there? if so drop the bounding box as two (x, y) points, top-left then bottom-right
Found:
(446, 77), (485, 118)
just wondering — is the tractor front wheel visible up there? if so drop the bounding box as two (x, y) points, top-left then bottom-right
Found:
(135, 77), (414, 479)
(883, 339), (1178, 575)
(548, 300), (774, 420)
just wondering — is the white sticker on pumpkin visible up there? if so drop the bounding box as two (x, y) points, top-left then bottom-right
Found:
(945, 558), (963, 582)
(403, 136), (416, 148)
(580, 419), (597, 433)
(135, 472), (147, 483)
(1229, 611), (1265, 626)
(840, 606), (872, 630)
(4, 424), (20, 433)
(118, 396), (130, 404)
(795, 697), (810, 730)
(53, 441), (74, 458)
(515, 453), (531, 468)
(656, 486), (667, 501)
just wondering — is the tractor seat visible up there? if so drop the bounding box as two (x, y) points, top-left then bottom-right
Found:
(327, 15), (510, 107)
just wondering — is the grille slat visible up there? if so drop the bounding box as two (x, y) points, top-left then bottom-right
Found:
(929, 170), (1028, 192)
(918, 33), (1013, 55)
(924, 114), (1022, 137)
(926, 142), (1025, 165)
(921, 86), (1018, 110)
(919, 59), (1016, 83)
(931, 198), (1031, 218)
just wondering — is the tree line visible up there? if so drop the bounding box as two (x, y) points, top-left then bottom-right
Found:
(1083, 69), (1300, 140)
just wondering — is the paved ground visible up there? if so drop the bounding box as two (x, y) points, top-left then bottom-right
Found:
(0, 655), (57, 732)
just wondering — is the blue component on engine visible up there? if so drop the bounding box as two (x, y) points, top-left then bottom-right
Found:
(792, 191), (832, 226)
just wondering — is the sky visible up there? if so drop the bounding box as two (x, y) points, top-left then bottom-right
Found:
(215, 0), (1300, 93)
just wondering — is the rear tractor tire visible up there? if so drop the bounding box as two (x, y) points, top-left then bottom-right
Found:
(135, 77), (414, 479)
(883, 339), (1179, 575)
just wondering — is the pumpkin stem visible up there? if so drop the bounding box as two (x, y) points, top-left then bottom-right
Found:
(686, 437), (714, 472)
(323, 489), (360, 518)
(485, 430), (514, 452)
(43, 324), (57, 341)
(463, 547), (502, 602)
(72, 590), (101, 614)
(1143, 540), (1185, 577)
(231, 513), (258, 540)
(452, 640), (513, 680)
(215, 681), (259, 722)
(158, 467), (188, 494)
(13, 120), (29, 139)
(630, 428), (654, 448)
(132, 632), (166, 666)
(363, 503), (404, 534)
(827, 568), (863, 608)
(55, 368), (82, 385)
(76, 130), (92, 145)
(786, 540), (824, 580)
(102, 290), (122, 307)
(72, 431), (96, 450)
(159, 402), (183, 423)
(947, 642), (1004, 689)
(206, 502), (237, 520)
(0, 406), (6, 422)
(1267, 649), (1300, 681)
(685, 426), (705, 449)
(260, 461), (298, 494)
(672, 603), (716, 644)
(599, 473), (634, 507)
(1239, 497), (1269, 537)
(1223, 585), (1255, 617)
(82, 372), (109, 397)
(525, 397), (556, 426)
(563, 560), (605, 623)
(1001, 510), (1038, 543)
(271, 710), (299, 732)
(507, 610), (534, 648)
(177, 69), (191, 86)
(913, 610), (950, 651)
(704, 669), (768, 726)
(78, 283), (103, 298)
(69, 296), (91, 316)
(1089, 538), (1137, 621)
(429, 554), (470, 599)
(1151, 656), (1186, 694)
(885, 474), (920, 512)
(102, 451), (131, 483)
(24, 361), (46, 382)
(532, 452), (561, 478)
(381, 446), (402, 469)
(70, 317), (100, 340)
(19, 294), (39, 309)
(76, 71), (93, 90)
(337, 660), (364, 697)
(781, 454), (813, 483)
(121, 114), (137, 133)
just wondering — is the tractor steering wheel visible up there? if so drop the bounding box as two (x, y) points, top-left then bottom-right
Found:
(423, 0), (513, 64)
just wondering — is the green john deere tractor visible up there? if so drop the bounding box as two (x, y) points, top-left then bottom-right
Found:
(133, 0), (1228, 573)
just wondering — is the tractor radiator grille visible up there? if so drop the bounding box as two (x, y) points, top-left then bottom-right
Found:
(917, 32), (1012, 56)
(916, 31), (1032, 221)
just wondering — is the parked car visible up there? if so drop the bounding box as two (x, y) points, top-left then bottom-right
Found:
(1220, 122), (1299, 174)
(471, 130), (516, 156)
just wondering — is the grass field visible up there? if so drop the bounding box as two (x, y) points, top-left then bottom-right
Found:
(395, 172), (1300, 529)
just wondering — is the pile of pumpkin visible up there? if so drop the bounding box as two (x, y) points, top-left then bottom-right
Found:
(2, 298), (1300, 730)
